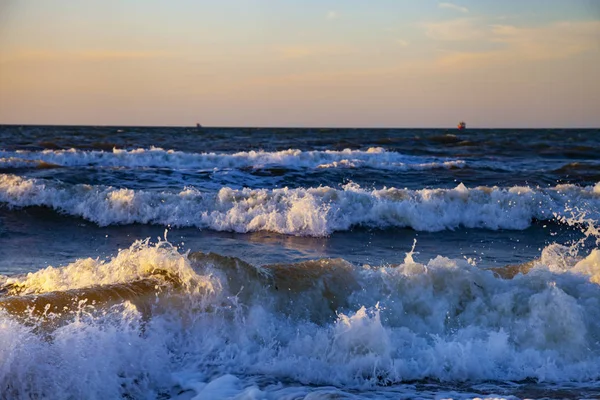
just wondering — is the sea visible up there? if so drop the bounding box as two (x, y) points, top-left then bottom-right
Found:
(1, 125), (599, 400)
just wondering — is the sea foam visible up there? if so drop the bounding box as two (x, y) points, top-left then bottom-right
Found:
(1, 239), (600, 398)
(0, 147), (464, 171)
(1, 173), (599, 235)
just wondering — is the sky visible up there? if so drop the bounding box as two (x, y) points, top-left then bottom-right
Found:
(0, 0), (599, 128)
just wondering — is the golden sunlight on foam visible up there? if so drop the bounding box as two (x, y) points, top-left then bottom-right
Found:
(0, 278), (169, 330)
(573, 249), (600, 284)
(490, 260), (536, 279)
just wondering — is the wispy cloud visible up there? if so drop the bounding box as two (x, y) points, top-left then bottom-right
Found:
(489, 21), (600, 60)
(423, 18), (484, 41)
(434, 20), (600, 67)
(0, 50), (59, 63)
(245, 61), (432, 89)
(277, 44), (352, 59)
(1, 49), (172, 63)
(78, 50), (171, 60)
(278, 46), (316, 59)
(326, 11), (338, 20)
(396, 39), (410, 47)
(438, 2), (469, 13)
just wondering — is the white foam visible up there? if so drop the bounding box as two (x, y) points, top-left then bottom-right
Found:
(3, 239), (600, 398)
(0, 147), (464, 171)
(1, 173), (599, 235)
(3, 238), (213, 295)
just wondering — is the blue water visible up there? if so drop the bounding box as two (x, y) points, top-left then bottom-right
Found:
(1, 125), (599, 399)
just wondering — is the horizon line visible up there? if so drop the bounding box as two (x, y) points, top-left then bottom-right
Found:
(1, 123), (598, 130)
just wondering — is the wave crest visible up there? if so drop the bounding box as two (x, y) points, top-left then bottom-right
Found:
(2, 239), (600, 393)
(1, 174), (599, 235)
(0, 147), (464, 171)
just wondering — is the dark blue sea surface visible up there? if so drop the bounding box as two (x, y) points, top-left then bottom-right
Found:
(1, 125), (599, 399)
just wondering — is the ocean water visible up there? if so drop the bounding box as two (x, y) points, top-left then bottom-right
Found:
(1, 125), (599, 399)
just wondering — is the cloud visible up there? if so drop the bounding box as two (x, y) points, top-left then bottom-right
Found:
(326, 11), (338, 20)
(490, 21), (600, 59)
(396, 39), (410, 47)
(277, 45), (353, 59)
(78, 50), (171, 60)
(0, 49), (172, 63)
(244, 61), (432, 89)
(423, 18), (485, 41)
(438, 2), (469, 13)
(435, 20), (600, 67)
(0, 50), (60, 63)
(278, 46), (316, 59)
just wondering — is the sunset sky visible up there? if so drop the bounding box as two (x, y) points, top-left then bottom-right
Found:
(1, 0), (599, 128)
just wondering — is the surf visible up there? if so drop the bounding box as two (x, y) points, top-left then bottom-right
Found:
(0, 147), (465, 172)
(1, 173), (599, 235)
(1, 235), (600, 388)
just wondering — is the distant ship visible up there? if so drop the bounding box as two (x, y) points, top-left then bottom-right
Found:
(457, 121), (466, 130)
(196, 123), (202, 129)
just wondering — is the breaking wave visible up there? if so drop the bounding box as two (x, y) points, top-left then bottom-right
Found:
(1, 173), (599, 235)
(0, 157), (60, 170)
(2, 238), (600, 398)
(0, 147), (464, 171)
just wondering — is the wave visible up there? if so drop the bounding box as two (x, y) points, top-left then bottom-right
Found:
(0, 147), (465, 171)
(554, 161), (600, 173)
(0, 157), (60, 170)
(2, 239), (600, 398)
(1, 173), (599, 235)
